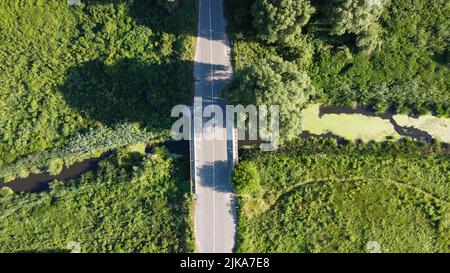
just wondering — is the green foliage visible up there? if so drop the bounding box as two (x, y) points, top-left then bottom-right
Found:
(225, 0), (254, 35)
(226, 0), (450, 116)
(0, 123), (159, 182)
(330, 0), (386, 52)
(234, 139), (450, 252)
(232, 162), (260, 195)
(0, 0), (196, 165)
(330, 0), (385, 35)
(224, 56), (315, 141)
(251, 0), (315, 44)
(0, 150), (194, 253)
(47, 158), (64, 176)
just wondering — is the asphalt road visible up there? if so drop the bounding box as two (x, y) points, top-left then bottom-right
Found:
(193, 0), (236, 253)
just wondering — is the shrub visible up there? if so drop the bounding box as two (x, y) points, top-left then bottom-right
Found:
(48, 159), (64, 176)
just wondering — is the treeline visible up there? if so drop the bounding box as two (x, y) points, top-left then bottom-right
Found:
(0, 148), (194, 253)
(0, 0), (196, 165)
(224, 0), (449, 119)
(233, 138), (450, 252)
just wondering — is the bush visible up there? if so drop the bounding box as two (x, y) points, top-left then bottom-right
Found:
(48, 159), (64, 176)
(330, 0), (385, 36)
(252, 0), (315, 44)
(232, 161), (260, 195)
(0, 123), (159, 181)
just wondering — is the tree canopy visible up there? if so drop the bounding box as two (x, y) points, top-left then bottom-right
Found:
(224, 56), (315, 141)
(251, 0), (315, 44)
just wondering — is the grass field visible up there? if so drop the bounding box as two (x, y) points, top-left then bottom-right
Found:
(233, 140), (449, 252)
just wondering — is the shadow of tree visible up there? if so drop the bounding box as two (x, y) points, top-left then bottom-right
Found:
(196, 160), (234, 193)
(83, 0), (196, 36)
(59, 58), (193, 129)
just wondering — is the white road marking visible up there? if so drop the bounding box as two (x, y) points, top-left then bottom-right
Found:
(194, 0), (235, 253)
(208, 0), (216, 253)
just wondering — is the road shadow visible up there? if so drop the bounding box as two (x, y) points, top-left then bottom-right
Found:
(196, 160), (234, 194)
(83, 0), (196, 36)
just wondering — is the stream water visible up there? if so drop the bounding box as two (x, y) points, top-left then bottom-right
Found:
(1, 105), (448, 193)
(0, 141), (189, 193)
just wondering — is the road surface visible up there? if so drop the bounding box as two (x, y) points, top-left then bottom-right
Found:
(193, 0), (236, 253)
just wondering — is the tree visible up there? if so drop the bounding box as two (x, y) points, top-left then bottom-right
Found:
(330, 0), (385, 52)
(224, 56), (315, 142)
(158, 0), (178, 12)
(251, 0), (315, 44)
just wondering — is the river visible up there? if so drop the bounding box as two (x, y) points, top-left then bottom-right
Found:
(1, 105), (448, 193)
(0, 141), (189, 193)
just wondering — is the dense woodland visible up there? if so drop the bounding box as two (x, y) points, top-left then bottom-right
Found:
(0, 148), (193, 252)
(233, 139), (449, 252)
(225, 0), (449, 124)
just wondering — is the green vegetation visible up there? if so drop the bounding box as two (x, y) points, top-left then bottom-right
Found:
(234, 139), (449, 252)
(0, 148), (194, 253)
(227, 0), (450, 253)
(232, 161), (260, 195)
(224, 56), (315, 141)
(330, 0), (385, 52)
(251, 0), (315, 44)
(225, 0), (449, 117)
(0, 0), (196, 167)
(0, 0), (196, 253)
(0, 123), (159, 182)
(393, 114), (450, 143)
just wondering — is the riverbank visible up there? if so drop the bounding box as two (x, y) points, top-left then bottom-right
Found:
(3, 103), (448, 194)
(0, 141), (189, 193)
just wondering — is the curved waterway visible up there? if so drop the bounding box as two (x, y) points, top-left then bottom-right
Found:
(0, 141), (189, 193)
(2, 105), (449, 193)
